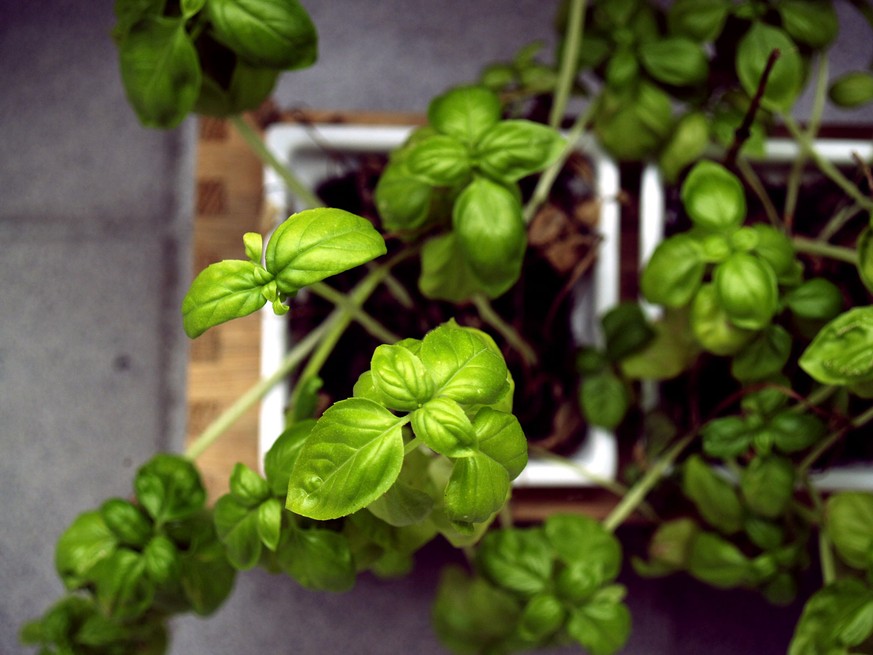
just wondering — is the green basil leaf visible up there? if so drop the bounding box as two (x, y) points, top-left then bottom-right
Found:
(113, 0), (165, 39)
(681, 160), (746, 232)
(768, 411), (826, 453)
(265, 208), (387, 293)
(826, 492), (873, 570)
(473, 407), (528, 480)
(207, 0), (317, 70)
(419, 322), (510, 406)
(667, 0), (730, 41)
(419, 232), (487, 302)
(195, 57), (280, 117)
(118, 16), (201, 128)
(444, 453), (510, 525)
(178, 519), (237, 615)
(55, 511), (119, 590)
(691, 284), (757, 356)
(452, 177), (526, 289)
(213, 494), (262, 570)
(857, 227), (873, 293)
(659, 111), (710, 183)
(406, 135), (472, 187)
(633, 517), (699, 576)
(732, 325), (791, 381)
(778, 0), (838, 48)
(286, 398), (405, 520)
(545, 514), (621, 581)
(682, 454), (743, 534)
(736, 23), (803, 112)
(264, 419), (315, 497)
(370, 344), (435, 411)
(181, 0), (206, 18)
(411, 397), (476, 457)
(433, 566), (521, 654)
(90, 549), (154, 620)
(477, 527), (553, 596)
(580, 371), (629, 430)
(229, 462), (271, 507)
(750, 224), (798, 282)
(639, 37), (708, 86)
(276, 527), (356, 592)
(134, 454), (206, 525)
(830, 71), (873, 108)
(701, 416), (753, 459)
(475, 120), (565, 183)
(99, 499), (152, 549)
(366, 478), (434, 527)
(182, 259), (269, 338)
(518, 593), (566, 643)
(374, 158), (435, 232)
(640, 234), (706, 307)
(605, 47), (639, 89)
(143, 535), (181, 585)
(740, 456), (795, 519)
(257, 498), (283, 552)
(790, 580), (873, 654)
(566, 598), (631, 655)
(602, 302), (655, 361)
(593, 82), (673, 160)
(687, 531), (754, 588)
(620, 307), (700, 380)
(714, 253), (779, 330)
(428, 85), (502, 145)
(799, 307), (873, 385)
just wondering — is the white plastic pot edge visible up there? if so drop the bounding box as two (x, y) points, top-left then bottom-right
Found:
(639, 137), (873, 492)
(257, 122), (622, 487)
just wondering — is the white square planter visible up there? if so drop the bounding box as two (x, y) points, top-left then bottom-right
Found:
(640, 137), (873, 492)
(258, 122), (624, 487)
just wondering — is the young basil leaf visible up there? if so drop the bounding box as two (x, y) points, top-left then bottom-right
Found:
(580, 371), (630, 430)
(633, 517), (699, 577)
(750, 224), (798, 283)
(789, 580), (873, 655)
(213, 493), (262, 570)
(411, 397), (477, 458)
(256, 497), (283, 553)
(691, 284), (757, 356)
(602, 303), (656, 362)
(419, 322), (510, 406)
(90, 549), (155, 620)
(639, 37), (708, 86)
(419, 232), (486, 302)
(667, 0), (730, 41)
(118, 16), (201, 128)
(740, 456), (795, 519)
(605, 47), (639, 90)
(366, 478), (434, 527)
(181, 0), (206, 18)
(475, 120), (565, 183)
(687, 531), (754, 588)
(736, 23), (803, 112)
(452, 177), (526, 289)
(566, 597), (631, 655)
(640, 234), (706, 307)
(374, 158), (435, 232)
(265, 208), (386, 293)
(545, 514), (622, 582)
(276, 526), (356, 592)
(134, 454), (206, 525)
(444, 453), (510, 525)
(777, 0), (838, 48)
(714, 253), (779, 331)
(731, 325), (791, 381)
(427, 85), (502, 145)
(518, 593), (566, 643)
(263, 419), (316, 497)
(182, 259), (270, 338)
(405, 135), (472, 187)
(682, 454), (743, 534)
(620, 307), (700, 380)
(55, 511), (119, 591)
(206, 0), (317, 70)
(767, 411), (826, 453)
(228, 462), (271, 507)
(286, 398), (406, 520)
(825, 492), (873, 570)
(473, 407), (528, 480)
(177, 518), (237, 616)
(658, 111), (710, 184)
(701, 416), (753, 459)
(830, 71), (873, 108)
(799, 307), (873, 385)
(681, 161), (746, 232)
(142, 535), (181, 585)
(477, 528), (553, 596)
(195, 58), (280, 117)
(593, 83), (673, 160)
(433, 566), (521, 655)
(370, 344), (435, 411)
(99, 499), (153, 549)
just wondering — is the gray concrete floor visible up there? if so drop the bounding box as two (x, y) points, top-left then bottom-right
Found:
(1, 1), (870, 654)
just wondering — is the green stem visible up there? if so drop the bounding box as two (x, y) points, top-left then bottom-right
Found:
(549, 0), (586, 129)
(799, 403), (873, 474)
(404, 436), (422, 455)
(792, 236), (859, 265)
(817, 203), (865, 243)
(308, 282), (401, 344)
(736, 157), (782, 227)
(781, 114), (873, 213)
(805, 480), (836, 585)
(471, 294), (538, 366)
(185, 315), (333, 460)
(230, 115), (324, 210)
(602, 431), (697, 533)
